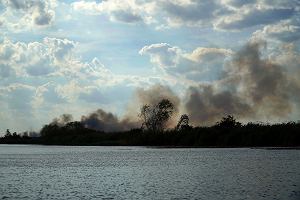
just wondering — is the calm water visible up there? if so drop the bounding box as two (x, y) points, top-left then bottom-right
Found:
(0, 145), (300, 200)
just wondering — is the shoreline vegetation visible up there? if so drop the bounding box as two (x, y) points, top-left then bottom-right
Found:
(1, 116), (300, 147)
(1, 99), (300, 147)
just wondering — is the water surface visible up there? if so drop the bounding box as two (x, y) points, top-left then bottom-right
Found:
(0, 145), (299, 199)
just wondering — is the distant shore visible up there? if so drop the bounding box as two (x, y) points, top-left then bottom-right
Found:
(1, 142), (300, 150)
(2, 116), (300, 147)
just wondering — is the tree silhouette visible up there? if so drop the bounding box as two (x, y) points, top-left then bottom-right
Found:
(5, 129), (11, 137)
(175, 114), (191, 131)
(140, 99), (174, 132)
(216, 115), (241, 128)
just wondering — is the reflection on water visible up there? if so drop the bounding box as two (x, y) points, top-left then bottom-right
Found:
(0, 145), (299, 200)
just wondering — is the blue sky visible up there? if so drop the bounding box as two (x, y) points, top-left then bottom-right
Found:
(1, 0), (300, 133)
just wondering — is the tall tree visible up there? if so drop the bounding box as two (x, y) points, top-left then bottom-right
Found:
(140, 99), (174, 132)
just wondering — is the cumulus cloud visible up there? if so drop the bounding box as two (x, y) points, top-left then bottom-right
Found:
(215, 6), (295, 30)
(252, 20), (300, 42)
(72, 0), (222, 27)
(222, 0), (256, 8)
(72, 0), (148, 24)
(0, 0), (56, 29)
(157, 0), (219, 27)
(0, 37), (103, 78)
(139, 43), (181, 67)
(0, 37), (130, 107)
(140, 43), (233, 82)
(71, 0), (299, 34)
(31, 82), (52, 108)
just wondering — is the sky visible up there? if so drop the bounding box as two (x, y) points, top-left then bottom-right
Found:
(0, 0), (300, 133)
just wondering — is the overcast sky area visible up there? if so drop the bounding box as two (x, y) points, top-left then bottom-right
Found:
(0, 0), (300, 133)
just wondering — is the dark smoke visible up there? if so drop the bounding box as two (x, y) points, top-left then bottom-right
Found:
(81, 109), (139, 132)
(80, 84), (181, 131)
(185, 41), (300, 125)
(185, 85), (252, 125)
(134, 84), (181, 127)
(50, 41), (300, 130)
(51, 114), (73, 126)
(135, 84), (180, 113)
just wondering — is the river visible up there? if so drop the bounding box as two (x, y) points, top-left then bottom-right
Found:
(0, 145), (299, 199)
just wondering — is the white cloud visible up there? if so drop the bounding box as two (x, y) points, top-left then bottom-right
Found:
(140, 43), (233, 82)
(71, 0), (300, 34)
(252, 20), (300, 42)
(55, 80), (84, 102)
(215, 5), (295, 30)
(0, 37), (128, 94)
(0, 37), (85, 77)
(221, 0), (256, 8)
(139, 43), (181, 67)
(72, 0), (151, 24)
(72, 0), (220, 27)
(31, 82), (52, 108)
(0, 0), (56, 30)
(215, 0), (300, 30)
(158, 0), (220, 27)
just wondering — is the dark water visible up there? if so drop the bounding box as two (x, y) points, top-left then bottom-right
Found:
(0, 145), (299, 200)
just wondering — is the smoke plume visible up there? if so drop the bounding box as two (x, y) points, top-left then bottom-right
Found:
(51, 114), (73, 126)
(135, 84), (180, 112)
(49, 41), (300, 130)
(81, 109), (139, 132)
(80, 84), (181, 131)
(185, 41), (300, 125)
(134, 84), (181, 127)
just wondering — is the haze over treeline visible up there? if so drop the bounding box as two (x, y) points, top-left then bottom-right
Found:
(36, 41), (300, 133)
(2, 59), (300, 147)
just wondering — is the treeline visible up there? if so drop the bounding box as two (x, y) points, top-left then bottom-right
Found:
(0, 129), (40, 144)
(1, 99), (300, 147)
(1, 115), (300, 147)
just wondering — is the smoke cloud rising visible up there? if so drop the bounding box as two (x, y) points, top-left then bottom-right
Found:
(80, 84), (180, 131)
(51, 114), (73, 126)
(50, 41), (300, 131)
(185, 41), (300, 125)
(81, 109), (138, 132)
